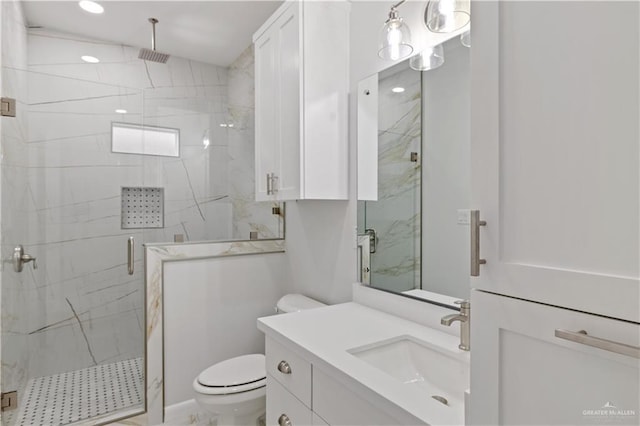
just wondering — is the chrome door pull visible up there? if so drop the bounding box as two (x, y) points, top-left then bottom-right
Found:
(127, 237), (134, 275)
(277, 360), (292, 374)
(555, 329), (640, 359)
(271, 173), (278, 194)
(266, 173), (272, 195)
(470, 210), (486, 277)
(12, 245), (37, 273)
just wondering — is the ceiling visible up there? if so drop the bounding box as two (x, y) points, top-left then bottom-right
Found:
(22, 1), (283, 66)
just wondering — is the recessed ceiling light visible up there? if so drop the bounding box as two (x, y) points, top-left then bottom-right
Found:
(392, 87), (405, 93)
(219, 123), (228, 128)
(78, 1), (104, 14)
(228, 124), (234, 128)
(81, 55), (100, 63)
(115, 109), (127, 114)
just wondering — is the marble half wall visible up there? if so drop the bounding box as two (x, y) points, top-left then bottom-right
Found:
(144, 239), (286, 425)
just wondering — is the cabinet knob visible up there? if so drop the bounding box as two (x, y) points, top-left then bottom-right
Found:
(277, 360), (292, 374)
(278, 414), (292, 426)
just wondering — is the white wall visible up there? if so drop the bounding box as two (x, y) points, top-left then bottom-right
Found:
(163, 252), (291, 405)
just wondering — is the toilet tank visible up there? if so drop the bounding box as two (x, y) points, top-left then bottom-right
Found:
(276, 294), (326, 313)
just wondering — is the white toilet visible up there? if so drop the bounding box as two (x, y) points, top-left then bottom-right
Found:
(193, 294), (326, 425)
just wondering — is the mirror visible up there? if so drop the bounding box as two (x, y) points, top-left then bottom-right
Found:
(357, 36), (470, 303)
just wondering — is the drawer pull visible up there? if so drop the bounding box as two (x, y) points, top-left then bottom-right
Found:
(277, 360), (292, 374)
(555, 329), (640, 359)
(278, 414), (292, 426)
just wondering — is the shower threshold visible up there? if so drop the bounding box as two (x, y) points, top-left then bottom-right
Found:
(12, 357), (143, 426)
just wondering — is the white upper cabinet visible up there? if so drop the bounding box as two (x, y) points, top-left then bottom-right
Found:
(254, 0), (349, 201)
(471, 1), (640, 322)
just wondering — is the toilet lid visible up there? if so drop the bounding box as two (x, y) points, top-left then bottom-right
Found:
(197, 354), (266, 392)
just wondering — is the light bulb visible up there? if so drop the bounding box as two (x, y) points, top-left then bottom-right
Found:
(439, 0), (455, 15)
(387, 24), (402, 60)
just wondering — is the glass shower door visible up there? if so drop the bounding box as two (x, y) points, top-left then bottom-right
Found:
(1, 67), (146, 425)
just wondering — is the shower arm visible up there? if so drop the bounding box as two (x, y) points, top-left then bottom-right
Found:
(149, 18), (158, 51)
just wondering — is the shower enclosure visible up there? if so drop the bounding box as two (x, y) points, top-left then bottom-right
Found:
(0, 2), (281, 424)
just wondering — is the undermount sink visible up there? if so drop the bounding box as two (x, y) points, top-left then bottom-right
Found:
(348, 335), (469, 409)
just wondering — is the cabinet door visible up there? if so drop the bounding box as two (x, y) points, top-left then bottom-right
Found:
(471, 290), (640, 425)
(273, 4), (301, 200)
(254, 20), (278, 201)
(471, 1), (639, 321)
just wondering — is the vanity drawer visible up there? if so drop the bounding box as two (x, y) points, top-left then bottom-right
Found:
(266, 337), (312, 407)
(266, 374), (312, 426)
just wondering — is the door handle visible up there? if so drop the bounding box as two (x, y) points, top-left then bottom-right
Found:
(127, 237), (134, 275)
(12, 245), (37, 273)
(470, 210), (486, 276)
(555, 329), (640, 359)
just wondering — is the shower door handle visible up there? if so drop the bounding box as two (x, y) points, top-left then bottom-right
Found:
(127, 237), (134, 275)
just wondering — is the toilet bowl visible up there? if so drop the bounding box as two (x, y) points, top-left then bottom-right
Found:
(193, 294), (325, 425)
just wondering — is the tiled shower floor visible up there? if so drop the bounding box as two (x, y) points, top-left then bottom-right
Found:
(13, 357), (143, 426)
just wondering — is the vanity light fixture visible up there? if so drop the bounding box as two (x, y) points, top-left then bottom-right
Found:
(409, 44), (445, 71)
(81, 55), (100, 63)
(425, 0), (470, 33)
(115, 109), (127, 114)
(78, 1), (104, 14)
(391, 87), (405, 93)
(378, 0), (413, 61)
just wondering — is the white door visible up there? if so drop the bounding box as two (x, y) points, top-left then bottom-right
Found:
(471, 290), (640, 425)
(471, 1), (640, 322)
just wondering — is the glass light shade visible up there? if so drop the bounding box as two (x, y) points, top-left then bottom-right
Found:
(461, 31), (471, 48)
(409, 44), (445, 71)
(378, 16), (413, 61)
(425, 0), (470, 33)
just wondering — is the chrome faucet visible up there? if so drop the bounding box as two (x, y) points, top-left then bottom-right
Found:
(441, 300), (470, 351)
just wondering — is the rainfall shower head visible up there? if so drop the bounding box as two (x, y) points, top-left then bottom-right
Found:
(139, 18), (170, 63)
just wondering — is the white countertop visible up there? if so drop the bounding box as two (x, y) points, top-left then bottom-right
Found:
(258, 302), (470, 425)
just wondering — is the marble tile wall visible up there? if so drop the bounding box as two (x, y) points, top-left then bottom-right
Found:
(360, 62), (421, 293)
(1, 0), (32, 403)
(144, 239), (287, 424)
(0, 26), (280, 389)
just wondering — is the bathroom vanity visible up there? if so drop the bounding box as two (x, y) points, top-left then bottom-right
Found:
(258, 303), (469, 426)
